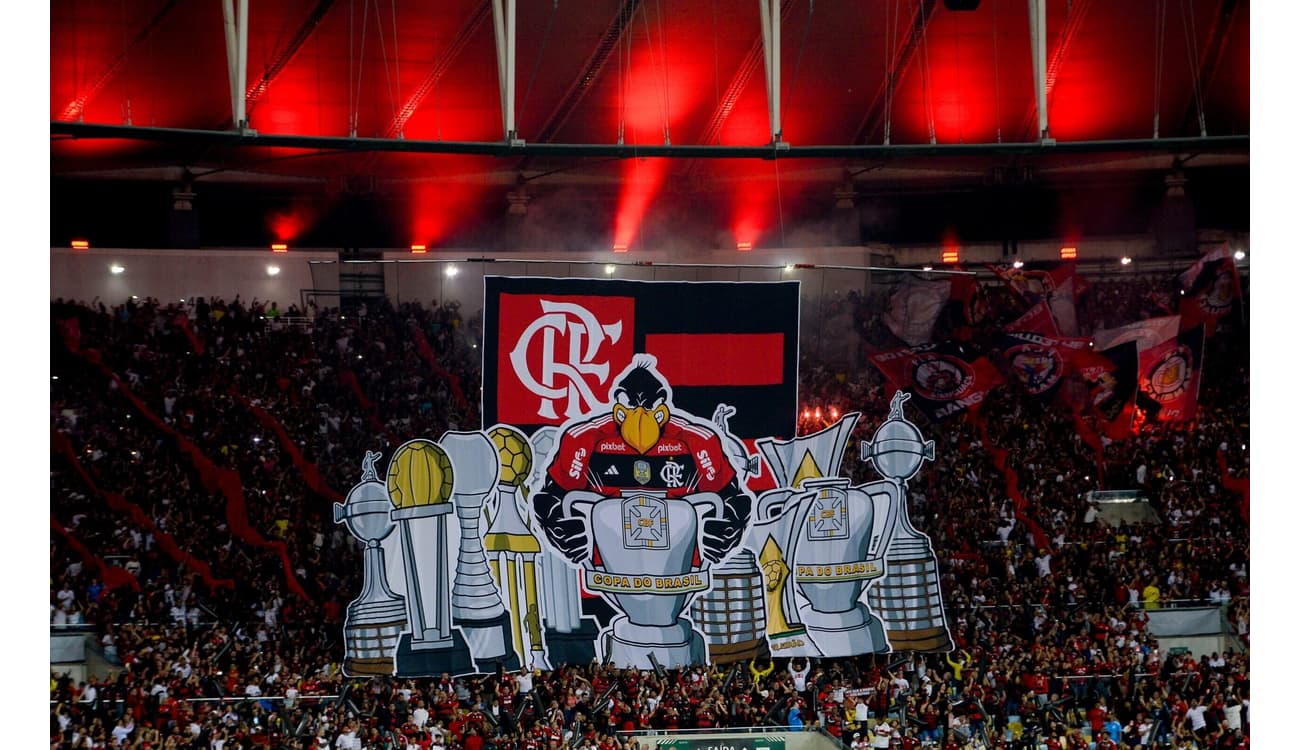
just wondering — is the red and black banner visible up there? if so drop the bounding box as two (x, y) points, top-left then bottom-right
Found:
(482, 277), (800, 441)
(868, 340), (1004, 422)
(1179, 244), (1242, 336)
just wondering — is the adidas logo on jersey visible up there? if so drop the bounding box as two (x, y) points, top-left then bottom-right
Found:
(604, 465), (619, 476)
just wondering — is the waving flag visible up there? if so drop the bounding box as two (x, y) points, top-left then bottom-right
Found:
(883, 274), (951, 345)
(1093, 316), (1204, 425)
(868, 341), (1004, 422)
(996, 330), (1110, 401)
(989, 262), (1081, 335)
(1179, 244), (1242, 336)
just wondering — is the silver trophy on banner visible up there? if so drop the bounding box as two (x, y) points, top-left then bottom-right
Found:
(334, 451), (407, 676)
(565, 489), (720, 669)
(863, 393), (954, 652)
(441, 431), (521, 672)
(751, 413), (898, 655)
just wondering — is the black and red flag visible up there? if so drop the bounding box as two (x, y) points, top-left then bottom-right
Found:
(481, 276), (800, 442)
(1076, 341), (1139, 441)
(1179, 244), (1242, 336)
(988, 262), (1082, 335)
(995, 330), (1112, 402)
(1092, 316), (1205, 426)
(868, 340), (1004, 422)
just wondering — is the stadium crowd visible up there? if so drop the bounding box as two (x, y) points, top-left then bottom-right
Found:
(50, 267), (1249, 750)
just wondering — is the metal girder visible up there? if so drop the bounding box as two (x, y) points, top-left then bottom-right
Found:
(245, 0), (338, 113)
(1180, 0), (1239, 136)
(1018, 0), (1093, 141)
(51, 121), (1250, 159)
(56, 0), (183, 122)
(851, 0), (938, 145)
(386, 1), (492, 139)
(533, 0), (644, 144)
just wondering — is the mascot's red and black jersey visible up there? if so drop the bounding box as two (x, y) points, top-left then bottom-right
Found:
(532, 358), (752, 565)
(546, 414), (736, 497)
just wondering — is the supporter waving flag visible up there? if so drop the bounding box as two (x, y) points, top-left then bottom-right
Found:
(1179, 243), (1242, 336)
(1093, 316), (1205, 425)
(995, 330), (1109, 402)
(868, 340), (1004, 422)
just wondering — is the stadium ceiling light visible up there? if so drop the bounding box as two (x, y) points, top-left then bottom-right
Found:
(1233, 249), (1246, 261)
(411, 244), (428, 254)
(445, 265), (459, 277)
(922, 265), (933, 271)
(1012, 260), (1024, 269)
(271, 243), (289, 253)
(110, 264), (125, 274)
(736, 241), (753, 252)
(71, 240), (89, 250)
(612, 243), (629, 253)
(604, 264), (616, 275)
(267, 265), (281, 276)
(1120, 256), (1132, 265)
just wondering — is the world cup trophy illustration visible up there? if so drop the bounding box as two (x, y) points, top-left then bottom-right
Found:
(531, 356), (753, 670)
(483, 425), (550, 669)
(334, 451), (407, 676)
(386, 439), (473, 676)
(863, 392), (954, 652)
(441, 430), (521, 672)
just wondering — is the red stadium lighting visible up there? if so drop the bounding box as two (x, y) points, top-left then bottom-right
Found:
(70, 240), (89, 250)
(736, 241), (753, 252)
(271, 243), (289, 253)
(612, 243), (629, 253)
(941, 249), (960, 264)
(830, 407), (839, 419)
(1060, 246), (1078, 260)
(411, 244), (428, 254)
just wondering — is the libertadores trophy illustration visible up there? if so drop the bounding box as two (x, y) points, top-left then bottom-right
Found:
(334, 451), (407, 676)
(863, 392), (954, 651)
(531, 356), (754, 670)
(483, 424), (549, 669)
(441, 431), (521, 672)
(387, 439), (473, 676)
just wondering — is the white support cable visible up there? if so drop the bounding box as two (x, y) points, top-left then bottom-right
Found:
(235, 0), (250, 130)
(222, 0), (239, 128)
(491, 0), (518, 141)
(759, 0), (781, 142)
(1028, 0), (1048, 140)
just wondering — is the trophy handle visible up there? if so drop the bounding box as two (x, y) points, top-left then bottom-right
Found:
(687, 492), (724, 520)
(561, 491), (604, 573)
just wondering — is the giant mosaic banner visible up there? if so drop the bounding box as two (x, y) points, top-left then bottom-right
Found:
(334, 277), (952, 677)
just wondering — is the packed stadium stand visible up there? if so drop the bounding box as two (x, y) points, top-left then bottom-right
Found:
(50, 1), (1255, 748)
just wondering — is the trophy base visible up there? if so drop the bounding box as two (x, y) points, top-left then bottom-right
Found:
(456, 613), (522, 673)
(544, 621), (599, 668)
(394, 631), (474, 677)
(884, 626), (954, 652)
(603, 616), (705, 670)
(767, 627), (824, 657)
(345, 656), (396, 677)
(804, 603), (891, 654)
(706, 637), (770, 665)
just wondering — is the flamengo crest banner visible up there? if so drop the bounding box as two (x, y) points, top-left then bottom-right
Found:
(482, 277), (800, 441)
(332, 277), (955, 678)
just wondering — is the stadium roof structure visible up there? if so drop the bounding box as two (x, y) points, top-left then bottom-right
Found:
(51, 0), (1249, 249)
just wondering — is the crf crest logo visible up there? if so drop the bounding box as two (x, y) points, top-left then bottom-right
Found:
(509, 299), (626, 420)
(911, 355), (974, 401)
